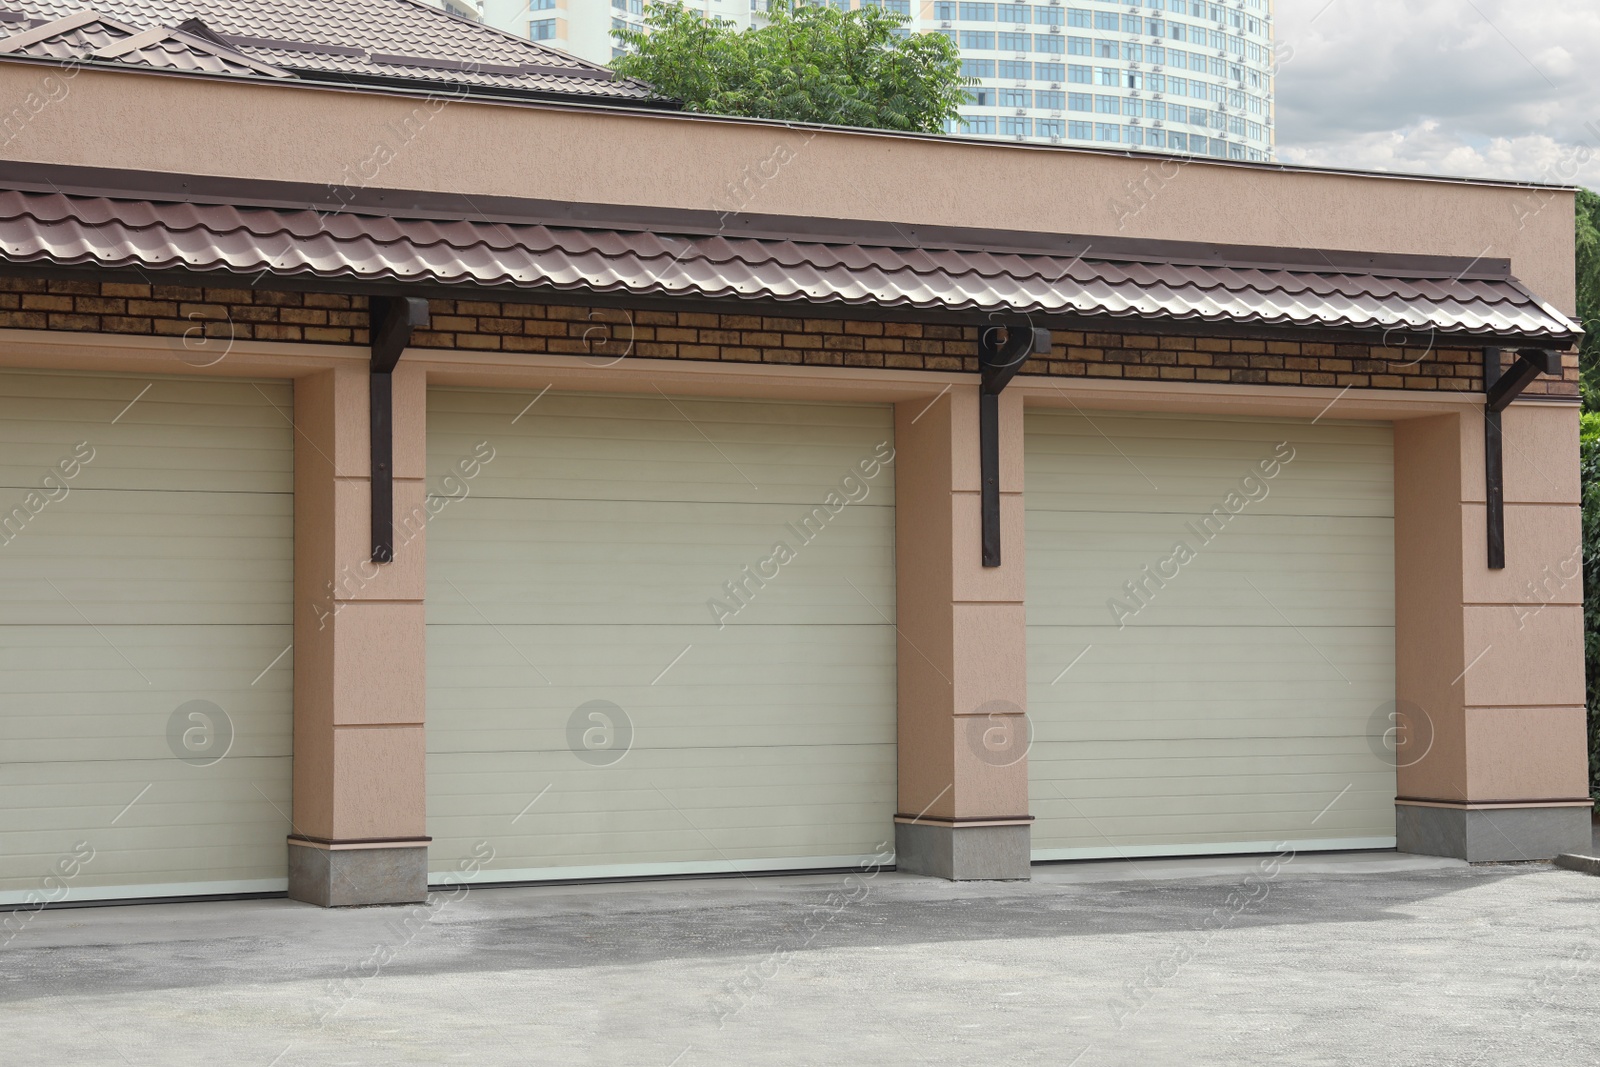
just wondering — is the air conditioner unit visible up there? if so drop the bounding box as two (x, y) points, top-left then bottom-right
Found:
(1049, 136), (1062, 143)
(940, 19), (951, 27)
(1050, 81), (1061, 87)
(1049, 24), (1060, 32)
(1015, 108), (1027, 115)
(1153, 121), (1164, 127)
(1051, 109), (1062, 116)
(1015, 79), (1027, 86)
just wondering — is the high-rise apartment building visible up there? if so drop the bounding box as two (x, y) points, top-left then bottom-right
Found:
(434, 0), (1275, 161)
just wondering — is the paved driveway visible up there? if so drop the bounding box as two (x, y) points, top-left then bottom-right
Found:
(2, 852), (1596, 1066)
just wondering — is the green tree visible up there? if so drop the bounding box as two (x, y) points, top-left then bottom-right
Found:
(1579, 188), (1600, 798)
(1583, 429), (1600, 796)
(611, 1), (966, 134)
(1577, 187), (1600, 406)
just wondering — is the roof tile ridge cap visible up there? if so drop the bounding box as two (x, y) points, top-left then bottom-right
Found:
(147, 25), (298, 78)
(1500, 273), (1584, 334)
(0, 8), (138, 53)
(88, 24), (172, 58)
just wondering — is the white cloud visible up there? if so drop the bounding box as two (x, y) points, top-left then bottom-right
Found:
(1273, 0), (1600, 187)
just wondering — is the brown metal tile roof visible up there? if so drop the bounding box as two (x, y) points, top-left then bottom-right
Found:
(0, 0), (660, 102)
(0, 186), (1580, 344)
(0, 12), (298, 78)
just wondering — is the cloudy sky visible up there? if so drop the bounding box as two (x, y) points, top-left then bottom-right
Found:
(1275, 0), (1600, 188)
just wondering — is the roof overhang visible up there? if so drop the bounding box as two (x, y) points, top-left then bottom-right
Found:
(0, 164), (1582, 348)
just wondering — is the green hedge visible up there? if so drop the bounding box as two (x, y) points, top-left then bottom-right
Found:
(1584, 428), (1600, 797)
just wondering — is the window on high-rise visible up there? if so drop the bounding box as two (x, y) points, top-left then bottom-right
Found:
(999, 88), (1031, 107)
(961, 58), (996, 78)
(1067, 63), (1091, 83)
(1096, 123), (1120, 142)
(1067, 8), (1091, 28)
(1166, 103), (1186, 123)
(1168, 130), (1188, 151)
(1036, 119), (1065, 138)
(1095, 66), (1117, 85)
(1146, 101), (1165, 121)
(960, 3), (995, 20)
(1123, 71), (1142, 89)
(1035, 7), (1064, 26)
(1095, 95), (1118, 114)
(1124, 126), (1144, 146)
(965, 88), (994, 105)
(998, 59), (1030, 79)
(1000, 117), (1030, 136)
(1146, 73), (1166, 93)
(1036, 62), (1065, 81)
(1067, 36), (1090, 54)
(997, 3), (1028, 22)
(1068, 120), (1092, 139)
(962, 116), (997, 133)
(1093, 11), (1117, 30)
(1035, 90), (1065, 109)
(999, 31), (1029, 50)
(1068, 92), (1092, 111)
(960, 30), (995, 48)
(1146, 129), (1165, 148)
(1035, 34), (1064, 54)
(935, 1), (957, 17)
(530, 18), (556, 39)
(1121, 97), (1142, 117)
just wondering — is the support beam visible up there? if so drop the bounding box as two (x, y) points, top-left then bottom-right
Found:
(368, 296), (430, 563)
(977, 325), (1049, 567)
(1481, 347), (1561, 569)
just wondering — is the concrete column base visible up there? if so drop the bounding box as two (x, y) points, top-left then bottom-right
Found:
(288, 840), (430, 907)
(894, 822), (1032, 881)
(1395, 804), (1592, 863)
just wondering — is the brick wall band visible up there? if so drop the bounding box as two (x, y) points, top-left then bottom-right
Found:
(0, 278), (1580, 397)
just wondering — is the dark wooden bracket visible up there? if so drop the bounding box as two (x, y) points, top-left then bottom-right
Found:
(977, 324), (1051, 567)
(369, 296), (431, 563)
(1481, 346), (1561, 570)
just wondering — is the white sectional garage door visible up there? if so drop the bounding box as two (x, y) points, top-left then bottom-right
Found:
(1026, 410), (1396, 860)
(426, 388), (897, 884)
(0, 370), (294, 905)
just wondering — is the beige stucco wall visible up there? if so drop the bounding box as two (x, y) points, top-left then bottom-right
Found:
(1393, 404), (1588, 808)
(893, 387), (1030, 821)
(291, 361), (429, 843)
(0, 62), (1576, 310)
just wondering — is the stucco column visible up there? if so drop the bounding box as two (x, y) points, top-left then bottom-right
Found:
(892, 386), (1032, 879)
(1393, 401), (1591, 861)
(288, 360), (430, 906)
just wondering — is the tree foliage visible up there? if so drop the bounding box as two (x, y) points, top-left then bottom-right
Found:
(1579, 189), (1600, 798)
(1582, 430), (1600, 796)
(610, 1), (966, 134)
(1577, 188), (1600, 406)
